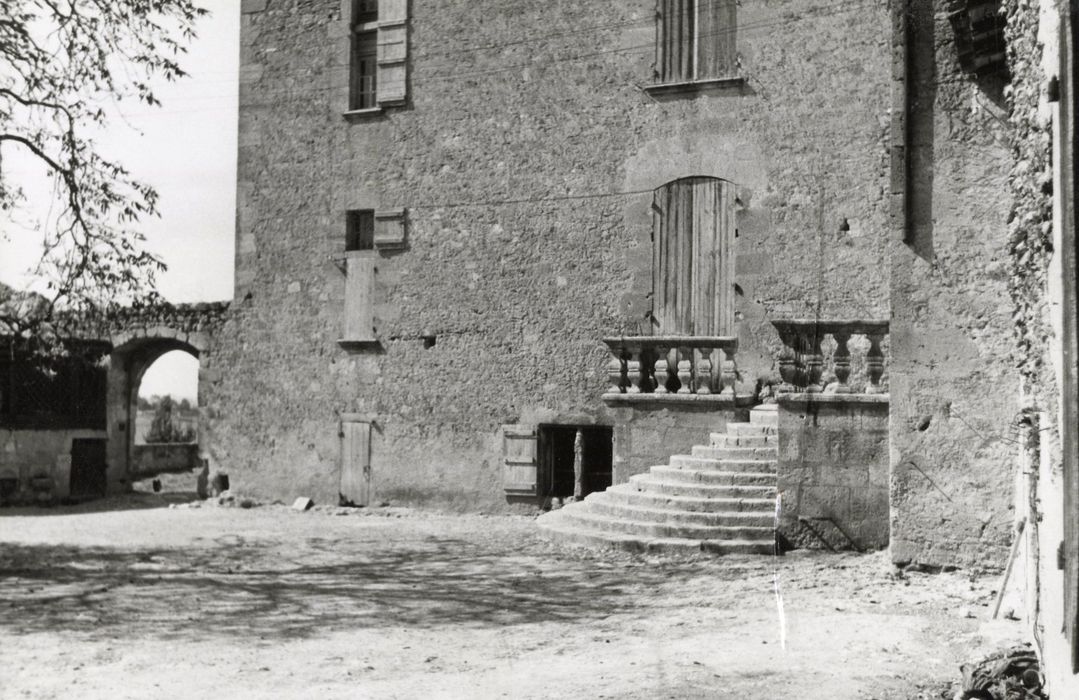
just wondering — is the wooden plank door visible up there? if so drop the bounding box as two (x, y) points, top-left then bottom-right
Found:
(340, 420), (371, 506)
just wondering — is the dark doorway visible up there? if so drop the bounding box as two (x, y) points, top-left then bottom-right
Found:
(537, 425), (613, 507)
(70, 438), (108, 499)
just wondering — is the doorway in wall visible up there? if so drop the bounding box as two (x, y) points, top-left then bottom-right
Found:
(537, 425), (612, 508)
(70, 438), (108, 499)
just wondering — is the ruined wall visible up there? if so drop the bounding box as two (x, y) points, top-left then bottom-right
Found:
(209, 0), (893, 507)
(0, 429), (106, 502)
(777, 396), (889, 551)
(1005, 0), (1079, 694)
(888, 0), (1020, 568)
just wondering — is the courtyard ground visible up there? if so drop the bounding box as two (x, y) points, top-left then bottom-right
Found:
(0, 495), (1026, 699)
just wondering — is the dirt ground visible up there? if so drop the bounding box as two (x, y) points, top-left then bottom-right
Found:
(0, 494), (1027, 699)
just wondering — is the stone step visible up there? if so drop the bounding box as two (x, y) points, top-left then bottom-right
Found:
(586, 498), (775, 527)
(628, 474), (776, 499)
(708, 433), (774, 447)
(686, 446), (778, 461)
(556, 507), (775, 541)
(649, 465), (776, 484)
(727, 421), (777, 436)
(536, 510), (776, 555)
(596, 485), (776, 513)
(750, 406), (779, 426)
(670, 455), (777, 474)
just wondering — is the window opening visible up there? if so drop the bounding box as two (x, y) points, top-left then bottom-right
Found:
(350, 30), (378, 110)
(346, 210), (375, 251)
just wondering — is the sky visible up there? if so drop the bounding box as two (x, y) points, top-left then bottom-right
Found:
(1, 0), (242, 401)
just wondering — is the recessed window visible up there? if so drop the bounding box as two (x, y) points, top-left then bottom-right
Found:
(346, 210), (375, 251)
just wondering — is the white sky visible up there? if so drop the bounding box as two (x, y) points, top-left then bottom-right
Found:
(1, 1), (241, 401)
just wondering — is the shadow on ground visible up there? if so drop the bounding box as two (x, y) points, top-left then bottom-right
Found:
(0, 533), (753, 642)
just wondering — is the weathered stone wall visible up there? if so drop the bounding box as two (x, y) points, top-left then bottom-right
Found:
(209, 0), (894, 507)
(0, 429), (106, 502)
(609, 401), (750, 483)
(130, 444), (201, 478)
(1004, 0), (1079, 695)
(777, 396), (889, 551)
(888, 0), (1019, 569)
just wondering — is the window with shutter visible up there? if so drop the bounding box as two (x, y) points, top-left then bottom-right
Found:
(344, 0), (409, 113)
(651, 177), (736, 336)
(656, 0), (738, 85)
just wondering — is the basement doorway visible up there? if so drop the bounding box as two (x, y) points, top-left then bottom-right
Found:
(537, 425), (613, 508)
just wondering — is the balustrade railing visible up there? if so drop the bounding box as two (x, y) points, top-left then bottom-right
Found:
(771, 319), (888, 395)
(602, 336), (739, 396)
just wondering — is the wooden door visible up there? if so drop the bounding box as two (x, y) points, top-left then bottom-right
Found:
(340, 420), (371, 506)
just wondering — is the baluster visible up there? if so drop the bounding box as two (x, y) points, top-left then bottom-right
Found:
(804, 330), (824, 393)
(607, 346), (626, 394)
(777, 344), (798, 394)
(831, 330), (852, 394)
(866, 333), (885, 394)
(653, 346), (670, 394)
(676, 347), (693, 394)
(626, 344), (642, 394)
(696, 348), (713, 394)
(721, 345), (737, 395)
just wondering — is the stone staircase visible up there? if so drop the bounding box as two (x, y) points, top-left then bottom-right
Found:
(537, 405), (778, 555)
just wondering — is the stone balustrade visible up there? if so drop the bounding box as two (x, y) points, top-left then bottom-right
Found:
(771, 319), (889, 395)
(602, 336), (740, 397)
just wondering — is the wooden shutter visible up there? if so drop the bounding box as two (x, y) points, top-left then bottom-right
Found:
(340, 420), (371, 506)
(373, 209), (407, 250)
(652, 178), (735, 335)
(502, 425), (537, 496)
(344, 253), (377, 341)
(657, 0), (736, 82)
(377, 0), (408, 105)
(697, 0), (737, 79)
(658, 0), (693, 83)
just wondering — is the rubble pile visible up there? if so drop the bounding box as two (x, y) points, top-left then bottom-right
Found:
(954, 645), (1047, 700)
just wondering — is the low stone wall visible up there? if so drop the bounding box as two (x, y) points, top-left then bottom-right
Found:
(130, 443), (202, 478)
(606, 396), (753, 483)
(777, 395), (889, 551)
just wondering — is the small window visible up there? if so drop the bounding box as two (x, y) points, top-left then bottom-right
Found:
(656, 0), (737, 84)
(346, 210), (375, 251)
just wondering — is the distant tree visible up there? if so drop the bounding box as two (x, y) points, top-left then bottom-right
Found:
(145, 394), (195, 443)
(137, 395), (153, 411)
(178, 397), (192, 412)
(0, 1), (207, 347)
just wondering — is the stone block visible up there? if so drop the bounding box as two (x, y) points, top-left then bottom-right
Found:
(292, 497), (314, 511)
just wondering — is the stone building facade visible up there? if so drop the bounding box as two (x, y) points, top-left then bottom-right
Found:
(198, 0), (1023, 571)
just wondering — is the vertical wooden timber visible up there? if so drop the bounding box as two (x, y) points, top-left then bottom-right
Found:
(1062, 1), (1079, 672)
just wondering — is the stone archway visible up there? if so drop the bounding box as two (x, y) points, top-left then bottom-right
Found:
(106, 325), (213, 493)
